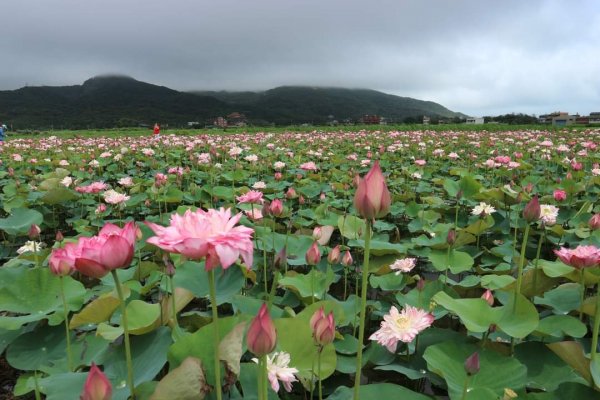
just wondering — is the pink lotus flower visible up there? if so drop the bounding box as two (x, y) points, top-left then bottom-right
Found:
(369, 305), (434, 352)
(269, 199), (284, 217)
(390, 257), (417, 274)
(74, 222), (138, 278)
(247, 303), (277, 357)
(341, 250), (353, 267)
(244, 208), (263, 221)
(305, 241), (321, 266)
(299, 161), (318, 171)
(590, 214), (600, 230)
(554, 245), (600, 269)
(236, 190), (264, 204)
(145, 207), (254, 270)
(76, 181), (109, 194)
(327, 245), (341, 264)
(414, 159), (426, 166)
(80, 363), (112, 400)
(481, 289), (494, 306)
(49, 241), (81, 276)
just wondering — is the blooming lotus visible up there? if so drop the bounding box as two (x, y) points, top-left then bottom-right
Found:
(74, 222), (138, 278)
(146, 207), (254, 270)
(252, 352), (298, 393)
(554, 245), (600, 269)
(236, 190), (264, 204)
(369, 305), (434, 352)
(390, 257), (417, 274)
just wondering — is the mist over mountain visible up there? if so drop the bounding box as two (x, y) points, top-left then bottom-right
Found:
(0, 76), (465, 129)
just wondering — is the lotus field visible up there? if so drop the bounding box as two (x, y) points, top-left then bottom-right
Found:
(2, 128), (600, 400)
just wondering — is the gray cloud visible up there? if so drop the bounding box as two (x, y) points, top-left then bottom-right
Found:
(2, 0), (599, 116)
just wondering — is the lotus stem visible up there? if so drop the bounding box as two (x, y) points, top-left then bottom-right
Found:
(208, 269), (223, 400)
(532, 229), (545, 297)
(111, 270), (135, 399)
(168, 274), (178, 328)
(591, 283), (600, 362)
(318, 349), (323, 400)
(579, 269), (585, 321)
(257, 355), (264, 400)
(460, 375), (471, 400)
(353, 219), (372, 400)
(59, 276), (73, 372)
(261, 354), (269, 400)
(514, 224), (530, 306)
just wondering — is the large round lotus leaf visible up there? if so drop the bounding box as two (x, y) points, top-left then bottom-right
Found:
(428, 249), (474, 274)
(41, 187), (79, 205)
(173, 261), (245, 305)
(327, 383), (431, 400)
(424, 341), (527, 399)
(0, 207), (44, 235)
(0, 268), (86, 330)
(495, 293), (539, 339)
(432, 291), (493, 332)
(150, 357), (208, 400)
(338, 215), (366, 240)
(6, 325), (69, 371)
(515, 342), (587, 391)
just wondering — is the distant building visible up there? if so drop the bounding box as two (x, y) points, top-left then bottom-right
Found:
(214, 117), (227, 128)
(539, 111), (567, 124)
(226, 112), (247, 127)
(466, 117), (484, 124)
(361, 115), (381, 124)
(589, 112), (600, 124)
(423, 116), (431, 125)
(575, 116), (590, 125)
(552, 114), (577, 127)
(187, 121), (200, 127)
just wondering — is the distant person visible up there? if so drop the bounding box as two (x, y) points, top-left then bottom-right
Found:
(153, 123), (160, 138)
(0, 124), (5, 142)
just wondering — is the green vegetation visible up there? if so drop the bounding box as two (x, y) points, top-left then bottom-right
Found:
(0, 75), (464, 130)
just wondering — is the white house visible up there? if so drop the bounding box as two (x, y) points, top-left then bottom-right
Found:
(466, 117), (484, 124)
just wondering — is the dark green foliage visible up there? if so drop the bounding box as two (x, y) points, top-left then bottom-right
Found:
(0, 76), (464, 129)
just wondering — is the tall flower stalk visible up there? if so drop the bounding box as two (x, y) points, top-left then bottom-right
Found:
(351, 161), (391, 399)
(208, 269), (223, 400)
(112, 270), (135, 399)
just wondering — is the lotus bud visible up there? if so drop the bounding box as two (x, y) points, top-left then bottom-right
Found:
(589, 214), (600, 231)
(312, 226), (323, 241)
(298, 195), (306, 205)
(353, 160), (391, 220)
(269, 198), (284, 217)
(523, 196), (541, 223)
(327, 245), (341, 264)
(163, 254), (176, 277)
(305, 241), (321, 266)
(566, 172), (572, 180)
(352, 174), (361, 188)
(310, 307), (335, 347)
(481, 289), (494, 306)
(524, 182), (533, 194)
(247, 303), (277, 357)
(274, 172), (282, 181)
(447, 229), (456, 246)
(464, 352), (480, 376)
(456, 189), (463, 201)
(286, 187), (297, 199)
(28, 224), (41, 240)
(55, 230), (64, 243)
(320, 192), (326, 201)
(341, 250), (353, 267)
(416, 277), (426, 291)
(261, 201), (271, 218)
(553, 189), (567, 202)
(80, 363), (112, 400)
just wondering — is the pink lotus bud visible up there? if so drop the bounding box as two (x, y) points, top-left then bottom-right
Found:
(353, 160), (391, 219)
(144, 199), (151, 207)
(327, 245), (341, 264)
(305, 241), (321, 266)
(566, 172), (572, 180)
(269, 199), (284, 217)
(589, 214), (600, 230)
(312, 227), (323, 241)
(80, 363), (112, 400)
(447, 229), (456, 246)
(274, 172), (282, 181)
(298, 195), (306, 205)
(261, 201), (271, 218)
(55, 231), (64, 243)
(341, 250), (353, 267)
(464, 352), (480, 376)
(416, 278), (426, 291)
(553, 189), (567, 202)
(163, 254), (176, 277)
(247, 303), (277, 357)
(320, 192), (326, 201)
(352, 174), (361, 188)
(481, 289), (494, 306)
(8, 167), (14, 176)
(523, 196), (541, 223)
(310, 307), (335, 346)
(286, 187), (297, 199)
(28, 224), (41, 240)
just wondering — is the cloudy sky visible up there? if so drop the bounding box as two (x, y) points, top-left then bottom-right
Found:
(3, 0), (599, 116)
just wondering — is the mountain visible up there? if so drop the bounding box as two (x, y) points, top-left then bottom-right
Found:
(0, 76), (464, 129)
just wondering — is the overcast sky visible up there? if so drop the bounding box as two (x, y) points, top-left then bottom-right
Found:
(2, 0), (599, 116)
